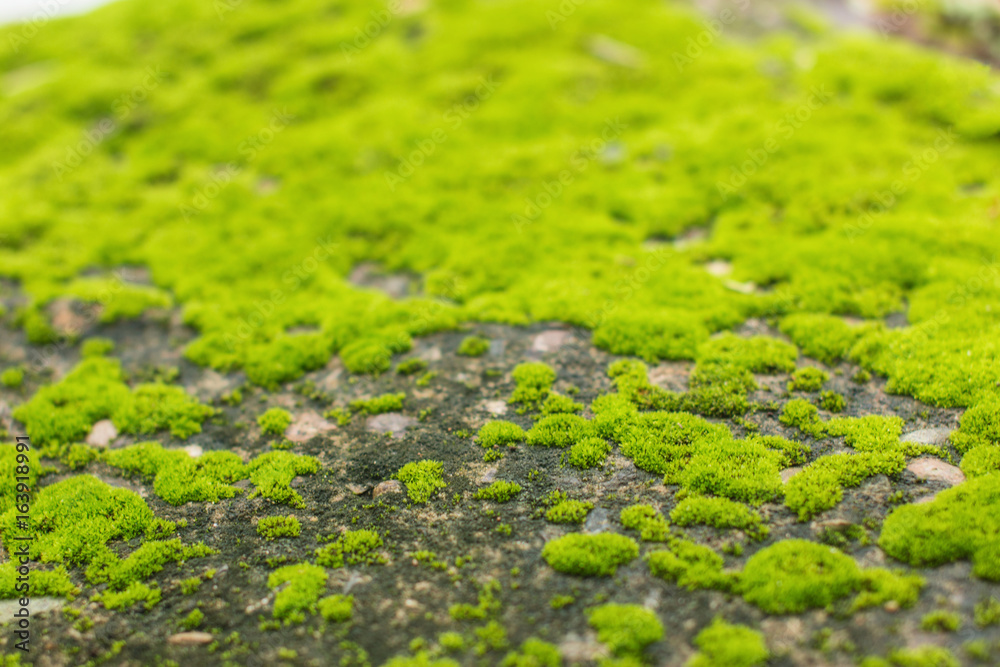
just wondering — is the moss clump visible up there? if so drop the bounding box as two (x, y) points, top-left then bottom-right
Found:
(697, 333), (798, 374)
(921, 610), (961, 632)
(248, 451), (321, 508)
(974, 597), (1000, 627)
(879, 472), (1000, 580)
(541, 533), (639, 577)
(785, 451), (905, 520)
(850, 568), (924, 612)
(779, 314), (869, 366)
(500, 638), (560, 667)
(257, 515), (301, 540)
(647, 540), (736, 592)
(383, 653), (459, 667)
(396, 460), (447, 504)
(619, 411), (730, 478)
(868, 646), (961, 667)
(961, 444), (1000, 478)
(101, 581), (161, 611)
(526, 414), (592, 448)
(950, 398), (1000, 454)
(258, 407), (293, 435)
(0, 445), (40, 515)
(477, 421), (526, 448)
(397, 358), (428, 376)
(457, 336), (490, 357)
(351, 392), (406, 415)
(0, 563), (77, 600)
(319, 594), (354, 622)
(268, 563), (328, 621)
(315, 529), (385, 568)
(104, 441), (248, 505)
(779, 399), (826, 437)
(0, 474), (152, 566)
(81, 337), (115, 357)
(0, 367), (23, 389)
(788, 367), (830, 392)
(473, 480), (523, 502)
(587, 603), (663, 658)
(545, 500), (593, 524)
(688, 618), (769, 667)
(739, 540), (860, 613)
(113, 383), (216, 439)
(747, 434), (811, 465)
(591, 392), (640, 441)
(608, 360), (678, 412)
(61, 443), (99, 470)
(670, 496), (768, 541)
(826, 415), (905, 452)
(819, 390), (846, 412)
(678, 438), (783, 505)
(567, 436), (611, 469)
(540, 393), (584, 416)
(180, 608), (204, 630)
(87, 538), (213, 592)
(593, 312), (708, 363)
(509, 362), (557, 411)
(620, 504), (670, 542)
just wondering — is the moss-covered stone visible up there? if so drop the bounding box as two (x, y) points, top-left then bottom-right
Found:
(739, 540), (860, 613)
(688, 618), (768, 667)
(257, 515), (301, 540)
(268, 563), (328, 621)
(315, 529), (384, 568)
(541, 533), (638, 577)
(788, 367), (829, 392)
(785, 451), (906, 520)
(396, 460), (447, 503)
(587, 603), (663, 657)
(509, 362), (557, 411)
(566, 436), (611, 469)
(477, 421), (526, 449)
(351, 392), (406, 415)
(247, 451), (321, 508)
(670, 496), (768, 541)
(620, 504), (670, 542)
(258, 407), (293, 435)
(473, 480), (522, 502)
(526, 414), (592, 448)
(647, 540), (736, 592)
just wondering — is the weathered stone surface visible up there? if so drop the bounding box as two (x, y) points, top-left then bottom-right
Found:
(482, 400), (508, 416)
(367, 412), (416, 437)
(285, 410), (336, 443)
(901, 428), (953, 445)
(86, 419), (118, 447)
(373, 480), (404, 498)
(531, 329), (571, 352)
(781, 466), (804, 483)
(168, 632), (214, 645)
(906, 457), (965, 486)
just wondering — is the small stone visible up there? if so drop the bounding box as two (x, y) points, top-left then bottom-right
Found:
(906, 457), (965, 486)
(86, 420), (118, 448)
(479, 466), (498, 484)
(183, 445), (203, 458)
(901, 428), (952, 446)
(583, 508), (611, 534)
(483, 400), (507, 416)
(168, 631), (214, 645)
(347, 483), (371, 495)
(587, 35), (643, 68)
(705, 260), (732, 277)
(781, 466), (803, 483)
(373, 480), (403, 498)
(285, 411), (336, 443)
(883, 600), (900, 613)
(367, 412), (417, 437)
(531, 329), (571, 353)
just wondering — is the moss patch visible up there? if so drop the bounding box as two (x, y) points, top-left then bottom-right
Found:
(541, 533), (638, 577)
(396, 460), (447, 504)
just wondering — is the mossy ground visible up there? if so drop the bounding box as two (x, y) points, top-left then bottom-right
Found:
(0, 0), (999, 664)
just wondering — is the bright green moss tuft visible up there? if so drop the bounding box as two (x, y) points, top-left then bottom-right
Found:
(0, 445), (40, 515)
(819, 390), (846, 412)
(500, 638), (561, 667)
(881, 646), (960, 667)
(396, 460), (447, 503)
(180, 608), (204, 630)
(477, 421), (526, 448)
(396, 358), (428, 376)
(697, 333), (797, 373)
(608, 360), (678, 412)
(746, 434), (811, 466)
(567, 436), (611, 469)
(0, 367), (23, 389)
(784, 451), (905, 520)
(620, 504), (670, 542)
(921, 610), (961, 632)
(86, 539), (214, 590)
(351, 392), (406, 415)
(961, 445), (1000, 478)
(81, 337), (115, 357)
(788, 367), (829, 392)
(101, 581), (161, 611)
(879, 472), (1000, 579)
(383, 653), (459, 667)
(739, 540), (860, 613)
(315, 529), (385, 568)
(688, 618), (769, 667)
(779, 314), (869, 366)
(473, 480), (523, 502)
(510, 362), (557, 410)
(619, 411), (730, 478)
(113, 382), (216, 439)
(647, 540), (736, 592)
(593, 312), (708, 363)
(319, 594), (354, 622)
(339, 335), (413, 377)
(457, 336), (490, 357)
(545, 500), (593, 524)
(850, 568), (925, 612)
(974, 597), (1000, 627)
(591, 393), (640, 441)
(540, 393), (584, 415)
(826, 415), (905, 453)
(61, 443), (99, 470)
(258, 407), (293, 435)
(950, 398), (1000, 454)
(678, 438), (783, 505)
(779, 399), (826, 437)
(268, 563), (328, 620)
(257, 515), (301, 540)
(587, 603), (663, 657)
(0, 564), (77, 600)
(526, 414), (592, 448)
(670, 496), (768, 540)
(248, 451), (321, 508)
(541, 533), (639, 577)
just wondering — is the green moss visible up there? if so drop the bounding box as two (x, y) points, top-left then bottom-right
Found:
(620, 504), (670, 542)
(86, 539), (214, 590)
(258, 407), (293, 435)
(315, 529), (384, 568)
(608, 360), (678, 412)
(921, 610), (961, 632)
(457, 336), (490, 357)
(688, 618), (769, 667)
(540, 393), (583, 416)
(647, 540), (736, 592)
(0, 367), (23, 389)
(587, 603), (663, 657)
(268, 562), (328, 620)
(961, 444), (1000, 477)
(740, 540), (861, 613)
(567, 436), (611, 469)
(974, 597), (1000, 627)
(678, 437), (783, 505)
(397, 358), (428, 376)
(697, 334), (798, 374)
(619, 411), (730, 478)
(883, 646), (960, 667)
(439, 632), (465, 652)
(474, 620), (509, 654)
(61, 443), (99, 470)
(450, 580), (501, 620)
(113, 383), (216, 439)
(351, 392), (406, 415)
(779, 314), (869, 366)
(473, 480), (523, 502)
(788, 367), (829, 392)
(779, 399), (825, 437)
(826, 415), (905, 452)
(785, 451), (906, 520)
(247, 451), (321, 508)
(104, 441), (248, 505)
(501, 638), (561, 667)
(0, 563), (78, 600)
(591, 393), (640, 441)
(509, 362), (556, 410)
(746, 434), (811, 466)
(545, 500), (593, 524)
(101, 581), (161, 610)
(477, 421), (526, 448)
(396, 460), (447, 504)
(257, 515), (301, 540)
(850, 568), (924, 612)
(594, 312), (708, 363)
(819, 390), (846, 412)
(880, 472), (1000, 579)
(81, 337), (115, 357)
(383, 654), (459, 667)
(0, 444), (40, 515)
(670, 496), (768, 540)
(526, 414), (593, 448)
(950, 398), (1000, 454)
(319, 594), (354, 622)
(541, 533), (639, 577)
(180, 608), (204, 630)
